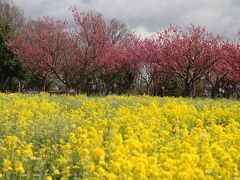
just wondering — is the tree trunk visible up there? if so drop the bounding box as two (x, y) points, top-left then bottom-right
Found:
(18, 81), (21, 93)
(211, 86), (217, 98)
(183, 80), (191, 97)
(146, 83), (150, 95)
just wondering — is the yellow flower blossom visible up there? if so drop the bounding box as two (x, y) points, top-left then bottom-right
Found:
(0, 94), (240, 179)
(3, 159), (12, 172)
(91, 148), (105, 160)
(52, 169), (60, 175)
(46, 176), (52, 180)
(14, 161), (25, 173)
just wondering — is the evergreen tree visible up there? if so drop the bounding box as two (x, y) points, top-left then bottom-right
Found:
(0, 22), (24, 92)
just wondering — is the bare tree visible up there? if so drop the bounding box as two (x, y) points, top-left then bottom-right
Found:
(0, 0), (24, 33)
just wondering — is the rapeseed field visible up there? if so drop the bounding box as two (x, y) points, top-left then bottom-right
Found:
(0, 93), (239, 179)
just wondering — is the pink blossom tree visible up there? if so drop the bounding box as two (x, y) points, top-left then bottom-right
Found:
(9, 8), (134, 93)
(157, 25), (222, 96)
(8, 18), (78, 90)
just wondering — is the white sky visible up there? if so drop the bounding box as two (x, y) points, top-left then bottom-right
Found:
(13, 0), (240, 40)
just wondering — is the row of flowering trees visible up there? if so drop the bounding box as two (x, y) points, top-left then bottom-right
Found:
(8, 8), (240, 97)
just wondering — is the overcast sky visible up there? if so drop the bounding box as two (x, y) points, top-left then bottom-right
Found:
(13, 0), (240, 39)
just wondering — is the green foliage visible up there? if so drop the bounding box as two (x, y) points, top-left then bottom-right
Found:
(0, 22), (25, 92)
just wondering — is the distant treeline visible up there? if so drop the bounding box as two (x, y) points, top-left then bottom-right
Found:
(1, 0), (240, 97)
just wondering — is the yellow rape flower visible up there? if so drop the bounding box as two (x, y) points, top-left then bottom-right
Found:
(3, 159), (12, 172)
(53, 169), (60, 175)
(91, 148), (105, 160)
(14, 161), (25, 173)
(46, 176), (52, 180)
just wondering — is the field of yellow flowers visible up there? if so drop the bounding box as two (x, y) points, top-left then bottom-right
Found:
(0, 93), (240, 179)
